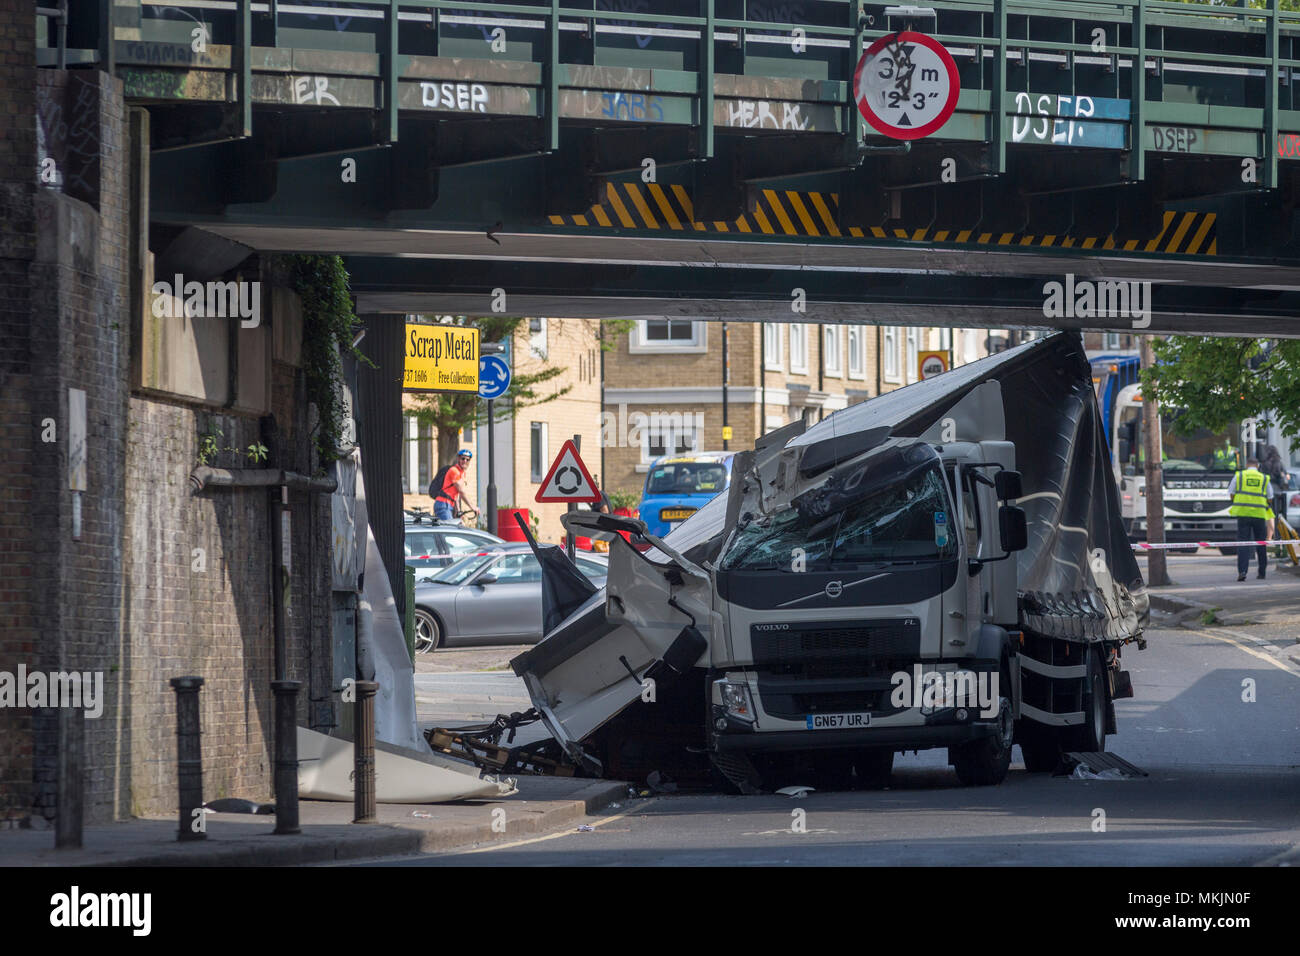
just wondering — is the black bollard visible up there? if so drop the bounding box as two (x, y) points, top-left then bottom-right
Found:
(271, 680), (302, 835)
(170, 676), (206, 841)
(55, 707), (84, 849)
(352, 681), (379, 824)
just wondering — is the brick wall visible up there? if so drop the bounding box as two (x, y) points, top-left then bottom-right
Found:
(27, 68), (132, 827)
(4, 55), (332, 825)
(0, 0), (37, 825)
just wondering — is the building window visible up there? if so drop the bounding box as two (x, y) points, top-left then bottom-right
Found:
(823, 326), (843, 376)
(790, 324), (809, 374)
(848, 326), (865, 379)
(630, 319), (706, 353)
(905, 327), (919, 382)
(1103, 331), (1122, 350)
(883, 327), (900, 380)
(763, 323), (783, 370)
(643, 414), (700, 462)
(529, 317), (548, 359)
(530, 422), (548, 483)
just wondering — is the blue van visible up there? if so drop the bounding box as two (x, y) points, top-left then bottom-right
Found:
(639, 452), (735, 538)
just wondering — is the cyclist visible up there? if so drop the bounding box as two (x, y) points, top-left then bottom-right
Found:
(432, 449), (479, 523)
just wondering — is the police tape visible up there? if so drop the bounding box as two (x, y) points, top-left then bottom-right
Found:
(1131, 540), (1276, 549)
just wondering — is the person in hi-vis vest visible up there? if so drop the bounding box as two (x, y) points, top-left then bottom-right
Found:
(1228, 457), (1274, 581)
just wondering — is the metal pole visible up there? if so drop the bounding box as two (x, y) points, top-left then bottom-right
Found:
(722, 321), (729, 450)
(272, 680), (301, 835)
(353, 680), (379, 823)
(270, 484), (289, 682)
(567, 434), (579, 559)
(760, 321), (766, 436)
(487, 397), (498, 535)
(1139, 336), (1170, 586)
(170, 676), (206, 841)
(55, 707), (83, 849)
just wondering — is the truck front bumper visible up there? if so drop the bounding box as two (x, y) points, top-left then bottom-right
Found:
(711, 720), (998, 754)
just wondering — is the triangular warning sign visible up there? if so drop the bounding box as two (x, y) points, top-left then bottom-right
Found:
(535, 439), (602, 503)
(897, 112), (912, 126)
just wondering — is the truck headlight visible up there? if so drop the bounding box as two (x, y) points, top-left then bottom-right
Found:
(713, 678), (755, 722)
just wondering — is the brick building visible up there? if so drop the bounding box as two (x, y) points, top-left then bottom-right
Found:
(599, 320), (1005, 498)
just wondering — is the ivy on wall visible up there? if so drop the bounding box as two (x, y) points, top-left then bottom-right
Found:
(282, 254), (369, 464)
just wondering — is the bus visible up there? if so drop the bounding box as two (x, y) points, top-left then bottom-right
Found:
(1090, 354), (1140, 450)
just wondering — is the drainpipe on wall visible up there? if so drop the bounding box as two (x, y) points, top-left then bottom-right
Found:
(817, 324), (825, 420)
(189, 460), (337, 682)
(760, 322), (766, 437)
(876, 326), (883, 396)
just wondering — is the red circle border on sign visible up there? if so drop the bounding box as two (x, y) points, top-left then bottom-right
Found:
(853, 31), (961, 141)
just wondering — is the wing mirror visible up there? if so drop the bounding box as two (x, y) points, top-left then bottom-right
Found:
(994, 470), (1023, 500)
(475, 574), (497, 586)
(999, 505), (1028, 553)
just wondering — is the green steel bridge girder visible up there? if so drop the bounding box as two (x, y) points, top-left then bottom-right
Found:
(84, 0), (1300, 264)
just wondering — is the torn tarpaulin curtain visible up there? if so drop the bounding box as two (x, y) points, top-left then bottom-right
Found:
(789, 331), (1148, 642)
(539, 544), (598, 635)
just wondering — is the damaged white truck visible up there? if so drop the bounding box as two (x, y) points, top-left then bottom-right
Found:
(434, 333), (1149, 792)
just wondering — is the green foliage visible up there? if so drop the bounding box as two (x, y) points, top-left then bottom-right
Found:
(600, 319), (636, 351)
(1140, 337), (1300, 439)
(606, 489), (642, 511)
(283, 254), (369, 464)
(195, 425), (271, 467)
(197, 423), (223, 467)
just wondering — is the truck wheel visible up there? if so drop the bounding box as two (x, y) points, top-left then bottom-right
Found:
(950, 694), (1013, 786)
(1065, 649), (1107, 753)
(1017, 723), (1061, 772)
(852, 750), (893, 790)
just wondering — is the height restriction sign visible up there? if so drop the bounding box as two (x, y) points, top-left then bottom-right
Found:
(853, 31), (960, 140)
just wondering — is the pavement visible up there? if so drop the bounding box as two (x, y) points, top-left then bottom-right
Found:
(1136, 549), (1300, 667)
(0, 776), (628, 867)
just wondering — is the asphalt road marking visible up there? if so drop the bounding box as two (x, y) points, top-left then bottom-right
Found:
(1193, 626), (1300, 677)
(458, 797), (661, 854)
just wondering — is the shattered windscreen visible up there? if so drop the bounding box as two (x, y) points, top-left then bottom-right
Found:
(720, 460), (958, 571)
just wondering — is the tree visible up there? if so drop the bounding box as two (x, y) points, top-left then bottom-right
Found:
(1139, 336), (1300, 440)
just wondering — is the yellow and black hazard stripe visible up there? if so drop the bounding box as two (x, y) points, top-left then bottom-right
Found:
(548, 183), (1217, 256)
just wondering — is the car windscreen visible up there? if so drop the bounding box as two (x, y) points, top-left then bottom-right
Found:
(719, 460), (958, 571)
(644, 461), (729, 496)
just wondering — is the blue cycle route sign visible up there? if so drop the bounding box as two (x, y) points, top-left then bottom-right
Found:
(478, 354), (511, 399)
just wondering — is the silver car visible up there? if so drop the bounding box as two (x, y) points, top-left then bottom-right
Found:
(404, 524), (504, 582)
(413, 545), (608, 652)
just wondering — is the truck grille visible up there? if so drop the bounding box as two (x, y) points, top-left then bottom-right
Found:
(750, 620), (921, 719)
(1166, 500), (1230, 514)
(750, 619), (920, 669)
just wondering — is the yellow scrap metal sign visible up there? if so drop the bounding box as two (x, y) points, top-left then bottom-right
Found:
(405, 323), (479, 393)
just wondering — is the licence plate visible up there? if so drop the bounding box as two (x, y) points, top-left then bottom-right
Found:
(805, 713), (870, 730)
(661, 508), (696, 521)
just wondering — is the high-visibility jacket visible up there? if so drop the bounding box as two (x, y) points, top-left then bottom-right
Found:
(1229, 467), (1274, 520)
